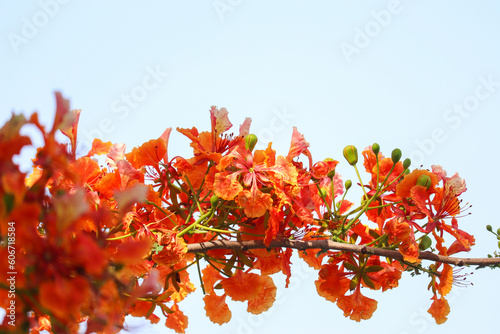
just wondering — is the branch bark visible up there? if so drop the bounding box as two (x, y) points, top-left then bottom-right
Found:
(187, 239), (500, 267)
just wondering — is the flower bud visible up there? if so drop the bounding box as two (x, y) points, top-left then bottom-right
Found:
(391, 148), (402, 163)
(343, 145), (358, 166)
(245, 134), (258, 151)
(318, 188), (327, 198)
(327, 169), (336, 180)
(416, 175), (432, 189)
(419, 235), (432, 250)
(345, 180), (352, 191)
(210, 195), (220, 208)
(403, 158), (411, 170)
(372, 143), (380, 155)
(486, 225), (493, 232)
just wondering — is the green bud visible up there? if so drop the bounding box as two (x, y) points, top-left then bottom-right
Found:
(403, 158), (411, 170)
(372, 143), (380, 155)
(210, 195), (220, 207)
(245, 134), (258, 151)
(416, 175), (432, 190)
(497, 228), (500, 235)
(419, 235), (432, 250)
(327, 169), (336, 180)
(345, 180), (352, 191)
(486, 225), (493, 232)
(318, 188), (327, 198)
(391, 148), (402, 163)
(343, 145), (358, 166)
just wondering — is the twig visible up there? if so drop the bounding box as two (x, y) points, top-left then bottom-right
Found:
(186, 239), (500, 267)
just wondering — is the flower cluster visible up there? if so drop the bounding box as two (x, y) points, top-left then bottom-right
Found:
(0, 93), (475, 333)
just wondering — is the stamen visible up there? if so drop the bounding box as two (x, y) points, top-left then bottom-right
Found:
(452, 267), (473, 287)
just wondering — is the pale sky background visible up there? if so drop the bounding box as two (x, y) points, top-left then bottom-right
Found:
(1, 1), (500, 333)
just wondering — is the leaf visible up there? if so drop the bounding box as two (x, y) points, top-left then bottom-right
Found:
(343, 262), (359, 272)
(364, 265), (384, 273)
(237, 251), (254, 268)
(361, 272), (376, 289)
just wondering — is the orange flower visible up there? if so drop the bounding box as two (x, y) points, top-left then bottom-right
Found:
(110, 236), (153, 265)
(152, 233), (187, 267)
(287, 127), (312, 169)
(396, 169), (438, 198)
(315, 262), (350, 303)
(214, 150), (296, 218)
(362, 147), (404, 191)
(247, 274), (276, 314)
(336, 286), (378, 322)
(165, 304), (189, 334)
(203, 292), (232, 325)
(427, 295), (450, 324)
(39, 275), (91, 323)
(221, 270), (265, 302)
(126, 138), (168, 170)
(202, 264), (224, 294)
(384, 218), (420, 263)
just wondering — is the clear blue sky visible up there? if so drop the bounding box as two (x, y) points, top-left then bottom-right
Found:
(1, 1), (500, 333)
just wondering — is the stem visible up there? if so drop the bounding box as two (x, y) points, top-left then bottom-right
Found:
(195, 255), (206, 295)
(176, 210), (213, 238)
(186, 239), (500, 267)
(146, 200), (177, 226)
(354, 164), (368, 200)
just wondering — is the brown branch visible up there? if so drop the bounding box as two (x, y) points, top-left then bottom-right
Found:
(187, 239), (500, 267)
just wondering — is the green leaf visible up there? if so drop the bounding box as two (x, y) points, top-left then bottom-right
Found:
(159, 303), (174, 315)
(349, 275), (359, 291)
(364, 265), (384, 273)
(145, 302), (157, 318)
(223, 254), (237, 276)
(362, 272), (376, 289)
(237, 251), (254, 268)
(344, 262), (359, 272)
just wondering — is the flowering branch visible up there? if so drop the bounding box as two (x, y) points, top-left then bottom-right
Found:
(3, 92), (500, 332)
(187, 239), (500, 267)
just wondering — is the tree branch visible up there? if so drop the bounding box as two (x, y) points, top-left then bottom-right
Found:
(187, 239), (500, 267)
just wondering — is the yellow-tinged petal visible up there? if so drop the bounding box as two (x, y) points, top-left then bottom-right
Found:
(247, 275), (276, 314)
(236, 189), (272, 218)
(221, 270), (263, 302)
(428, 296), (450, 324)
(437, 264), (453, 297)
(165, 304), (188, 334)
(203, 293), (232, 325)
(337, 288), (378, 322)
(214, 172), (242, 200)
